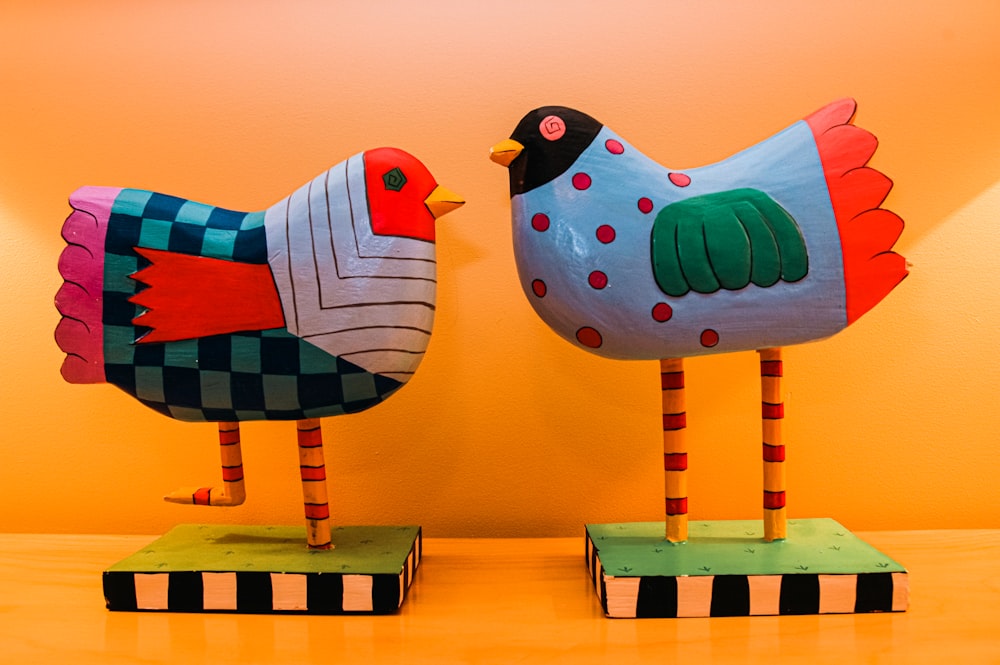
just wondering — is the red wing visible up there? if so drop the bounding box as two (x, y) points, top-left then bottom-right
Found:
(130, 248), (285, 343)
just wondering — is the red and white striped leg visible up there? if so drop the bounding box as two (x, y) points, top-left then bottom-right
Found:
(759, 348), (787, 541)
(164, 421), (246, 506)
(297, 418), (333, 550)
(661, 358), (688, 543)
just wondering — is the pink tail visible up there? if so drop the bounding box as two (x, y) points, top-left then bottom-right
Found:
(805, 99), (908, 325)
(54, 186), (122, 383)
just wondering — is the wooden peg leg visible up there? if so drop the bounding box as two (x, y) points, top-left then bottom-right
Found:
(297, 418), (333, 550)
(163, 421), (246, 506)
(661, 358), (688, 542)
(759, 348), (787, 541)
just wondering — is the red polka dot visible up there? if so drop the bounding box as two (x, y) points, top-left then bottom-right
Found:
(531, 279), (547, 297)
(605, 139), (624, 154)
(576, 326), (603, 348)
(596, 225), (616, 243)
(638, 197), (654, 214)
(652, 303), (673, 322)
(531, 213), (550, 232)
(588, 271), (608, 289)
(669, 172), (692, 187)
(700, 329), (720, 347)
(572, 173), (592, 190)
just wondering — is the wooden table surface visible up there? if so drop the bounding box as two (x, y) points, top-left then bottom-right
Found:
(0, 530), (997, 663)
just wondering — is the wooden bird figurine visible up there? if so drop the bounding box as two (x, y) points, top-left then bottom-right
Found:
(491, 99), (906, 542)
(56, 148), (464, 549)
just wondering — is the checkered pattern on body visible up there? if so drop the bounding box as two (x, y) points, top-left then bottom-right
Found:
(101, 189), (402, 422)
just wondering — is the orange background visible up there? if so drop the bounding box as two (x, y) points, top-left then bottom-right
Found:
(2, 1), (998, 537)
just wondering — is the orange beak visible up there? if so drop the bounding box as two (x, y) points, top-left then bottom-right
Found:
(489, 139), (524, 168)
(424, 185), (465, 219)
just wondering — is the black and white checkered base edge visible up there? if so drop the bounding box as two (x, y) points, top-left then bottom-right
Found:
(104, 531), (421, 614)
(586, 533), (908, 618)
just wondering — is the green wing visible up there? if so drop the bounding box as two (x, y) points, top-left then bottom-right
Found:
(650, 188), (808, 297)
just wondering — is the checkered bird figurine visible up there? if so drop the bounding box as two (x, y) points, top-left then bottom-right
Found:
(491, 99), (907, 543)
(55, 148), (463, 549)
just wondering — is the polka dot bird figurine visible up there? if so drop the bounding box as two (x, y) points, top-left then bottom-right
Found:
(56, 148), (464, 550)
(491, 100), (907, 543)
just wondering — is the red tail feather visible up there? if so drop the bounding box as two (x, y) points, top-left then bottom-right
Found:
(805, 99), (908, 325)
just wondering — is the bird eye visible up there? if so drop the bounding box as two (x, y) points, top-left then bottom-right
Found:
(539, 115), (566, 141)
(382, 167), (408, 192)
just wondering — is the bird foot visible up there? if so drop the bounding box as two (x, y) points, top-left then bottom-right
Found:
(164, 485), (246, 507)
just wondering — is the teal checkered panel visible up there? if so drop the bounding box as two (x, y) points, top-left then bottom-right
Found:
(101, 189), (402, 422)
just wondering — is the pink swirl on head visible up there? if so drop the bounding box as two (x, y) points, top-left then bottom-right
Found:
(539, 115), (566, 141)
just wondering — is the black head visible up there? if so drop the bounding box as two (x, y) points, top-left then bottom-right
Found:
(493, 106), (603, 196)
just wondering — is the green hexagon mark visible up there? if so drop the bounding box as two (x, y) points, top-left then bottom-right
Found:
(383, 167), (407, 192)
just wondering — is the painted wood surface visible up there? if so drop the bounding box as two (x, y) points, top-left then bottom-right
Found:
(56, 149), (464, 419)
(586, 519), (906, 618)
(659, 358), (688, 543)
(759, 348), (787, 541)
(1, 531), (997, 662)
(55, 150), (463, 550)
(493, 100), (907, 542)
(102, 525), (421, 614)
(492, 99), (906, 361)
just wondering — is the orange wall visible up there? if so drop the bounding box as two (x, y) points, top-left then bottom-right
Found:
(2, 1), (998, 536)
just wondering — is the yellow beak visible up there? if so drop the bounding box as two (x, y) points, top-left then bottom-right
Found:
(424, 185), (465, 219)
(489, 139), (524, 167)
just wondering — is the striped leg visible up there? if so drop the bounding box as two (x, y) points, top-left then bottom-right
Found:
(164, 422), (246, 506)
(759, 348), (787, 541)
(661, 358), (688, 543)
(297, 419), (333, 550)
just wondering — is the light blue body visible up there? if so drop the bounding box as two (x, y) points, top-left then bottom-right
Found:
(511, 121), (848, 360)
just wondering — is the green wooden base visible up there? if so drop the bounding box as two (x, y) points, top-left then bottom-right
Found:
(104, 524), (421, 614)
(586, 518), (907, 618)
